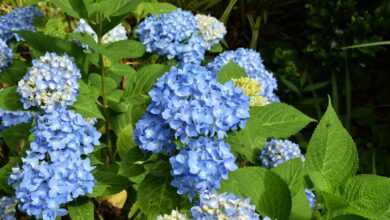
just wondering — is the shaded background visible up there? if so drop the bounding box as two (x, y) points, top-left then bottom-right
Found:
(165, 0), (390, 176)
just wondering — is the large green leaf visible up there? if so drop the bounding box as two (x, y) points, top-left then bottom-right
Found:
(105, 40), (145, 60)
(18, 31), (83, 59)
(133, 2), (176, 19)
(0, 60), (28, 85)
(248, 103), (314, 138)
(118, 147), (145, 179)
(72, 82), (104, 119)
(305, 101), (358, 192)
(220, 167), (292, 220)
(1, 124), (32, 155)
(339, 175), (390, 220)
(228, 104), (313, 163)
(0, 86), (23, 111)
(137, 174), (184, 219)
(116, 124), (136, 158)
(272, 158), (304, 196)
(271, 159), (311, 220)
(68, 199), (94, 220)
(126, 64), (170, 96)
(217, 61), (246, 84)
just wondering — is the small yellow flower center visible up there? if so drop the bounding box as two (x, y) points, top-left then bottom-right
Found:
(232, 77), (270, 107)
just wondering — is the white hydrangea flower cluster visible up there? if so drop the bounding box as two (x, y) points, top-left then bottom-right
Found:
(17, 52), (81, 111)
(195, 14), (226, 48)
(75, 19), (127, 45)
(156, 210), (188, 220)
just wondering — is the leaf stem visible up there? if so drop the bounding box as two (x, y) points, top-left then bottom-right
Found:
(98, 14), (113, 164)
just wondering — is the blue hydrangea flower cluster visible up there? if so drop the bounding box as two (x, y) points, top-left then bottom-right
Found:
(259, 139), (303, 168)
(74, 19), (128, 47)
(8, 107), (100, 220)
(170, 137), (237, 199)
(207, 48), (279, 102)
(0, 109), (34, 131)
(148, 64), (250, 142)
(137, 9), (206, 64)
(305, 189), (316, 208)
(0, 6), (43, 42)
(17, 52), (81, 111)
(134, 112), (176, 153)
(137, 9), (225, 64)
(0, 38), (13, 71)
(0, 197), (17, 220)
(191, 192), (260, 220)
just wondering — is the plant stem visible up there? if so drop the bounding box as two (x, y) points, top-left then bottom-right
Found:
(344, 51), (351, 131)
(220, 0), (238, 24)
(331, 72), (339, 113)
(98, 14), (113, 163)
(248, 15), (261, 49)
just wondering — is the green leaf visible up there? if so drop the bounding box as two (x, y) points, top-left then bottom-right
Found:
(305, 101), (358, 191)
(18, 31), (83, 59)
(116, 124), (136, 158)
(105, 40), (145, 60)
(217, 61), (246, 83)
(248, 103), (314, 138)
(227, 131), (265, 164)
(272, 158), (304, 196)
(51, 0), (81, 18)
(0, 157), (18, 193)
(94, 165), (131, 195)
(1, 124), (32, 155)
(126, 64), (170, 96)
(118, 148), (145, 178)
(271, 159), (311, 220)
(68, 199), (94, 220)
(289, 188), (312, 220)
(88, 73), (118, 95)
(137, 174), (184, 219)
(208, 43), (223, 53)
(134, 2), (176, 19)
(339, 175), (390, 220)
(0, 86), (23, 111)
(228, 104), (313, 162)
(72, 81), (104, 119)
(220, 167), (292, 220)
(0, 60), (28, 85)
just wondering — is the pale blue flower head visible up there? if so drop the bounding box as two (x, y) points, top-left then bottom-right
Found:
(8, 153), (95, 220)
(148, 64), (250, 142)
(170, 138), (237, 199)
(0, 197), (17, 220)
(207, 48), (279, 102)
(8, 107), (100, 220)
(0, 6), (43, 42)
(191, 192), (260, 220)
(195, 14), (226, 49)
(137, 9), (207, 64)
(305, 188), (316, 208)
(134, 112), (176, 153)
(0, 109), (34, 131)
(17, 52), (81, 111)
(0, 39), (13, 71)
(259, 139), (303, 168)
(29, 106), (101, 158)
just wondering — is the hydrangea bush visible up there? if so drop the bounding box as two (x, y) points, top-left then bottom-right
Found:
(0, 1), (389, 220)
